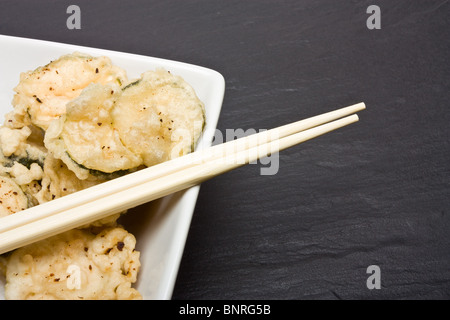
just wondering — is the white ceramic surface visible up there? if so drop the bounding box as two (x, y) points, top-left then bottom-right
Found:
(0, 35), (225, 299)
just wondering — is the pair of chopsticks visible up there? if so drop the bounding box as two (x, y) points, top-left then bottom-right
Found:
(0, 102), (365, 255)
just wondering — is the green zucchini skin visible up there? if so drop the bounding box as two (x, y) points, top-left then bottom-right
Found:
(121, 79), (141, 91)
(66, 151), (135, 180)
(5, 152), (44, 170)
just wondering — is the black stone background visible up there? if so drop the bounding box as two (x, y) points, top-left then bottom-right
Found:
(0, 0), (449, 299)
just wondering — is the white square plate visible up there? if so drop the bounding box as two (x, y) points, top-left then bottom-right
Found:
(0, 35), (225, 299)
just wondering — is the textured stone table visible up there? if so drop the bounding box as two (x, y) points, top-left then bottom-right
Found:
(0, 0), (448, 299)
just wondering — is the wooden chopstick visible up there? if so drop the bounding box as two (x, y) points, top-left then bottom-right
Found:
(0, 104), (364, 254)
(0, 102), (365, 235)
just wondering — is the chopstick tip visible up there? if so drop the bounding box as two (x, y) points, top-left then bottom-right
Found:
(351, 101), (365, 110)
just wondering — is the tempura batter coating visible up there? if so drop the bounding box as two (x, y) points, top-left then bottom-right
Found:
(0, 175), (28, 217)
(7, 52), (127, 130)
(44, 69), (205, 177)
(44, 83), (142, 179)
(34, 155), (102, 203)
(113, 69), (205, 166)
(4, 227), (141, 300)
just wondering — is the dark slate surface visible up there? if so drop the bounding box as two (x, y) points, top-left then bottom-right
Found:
(0, 0), (449, 299)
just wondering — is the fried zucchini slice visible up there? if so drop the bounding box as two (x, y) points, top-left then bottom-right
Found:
(45, 69), (205, 178)
(112, 69), (205, 166)
(44, 83), (143, 180)
(8, 52), (128, 130)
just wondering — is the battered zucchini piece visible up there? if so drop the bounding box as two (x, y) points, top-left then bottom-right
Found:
(0, 175), (28, 217)
(0, 126), (32, 158)
(44, 83), (143, 179)
(7, 52), (128, 130)
(0, 125), (46, 170)
(45, 69), (205, 177)
(4, 227), (141, 300)
(0, 125), (46, 201)
(113, 69), (205, 166)
(34, 155), (103, 204)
